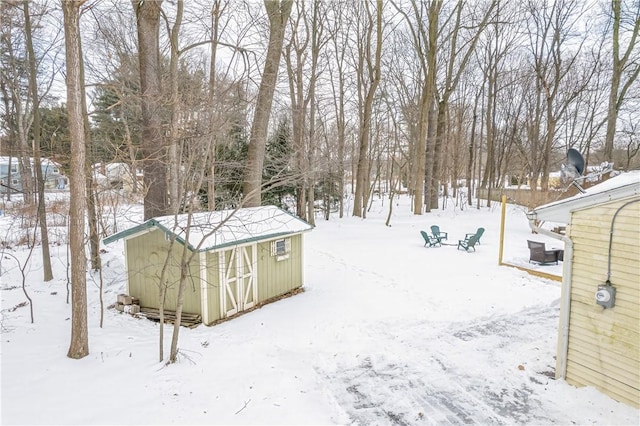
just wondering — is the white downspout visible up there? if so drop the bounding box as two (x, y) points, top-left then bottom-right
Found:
(526, 212), (573, 380)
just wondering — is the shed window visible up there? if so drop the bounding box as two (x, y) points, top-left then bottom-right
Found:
(270, 238), (291, 261)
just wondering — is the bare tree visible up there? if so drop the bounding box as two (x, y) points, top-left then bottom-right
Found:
(166, 0), (184, 214)
(427, 0), (496, 210)
(620, 121), (640, 170)
(525, 0), (588, 191)
(352, 0), (383, 218)
(205, 0), (226, 211)
(63, 0), (89, 360)
(391, 0), (441, 215)
(243, 0), (293, 207)
(0, 3), (34, 203)
(285, 1), (311, 220)
(326, 1), (350, 219)
(603, 0), (640, 162)
(284, 0), (327, 223)
(22, 0), (54, 281)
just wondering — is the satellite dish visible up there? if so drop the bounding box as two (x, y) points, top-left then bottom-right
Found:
(567, 148), (585, 176)
(563, 148), (586, 193)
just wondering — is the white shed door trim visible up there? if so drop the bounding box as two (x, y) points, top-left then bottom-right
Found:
(199, 251), (209, 325)
(219, 244), (257, 318)
(241, 245), (257, 310)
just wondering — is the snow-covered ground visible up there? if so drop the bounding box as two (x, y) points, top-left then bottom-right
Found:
(1, 193), (638, 425)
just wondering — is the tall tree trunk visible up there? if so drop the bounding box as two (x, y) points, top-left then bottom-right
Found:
(467, 92), (480, 207)
(168, 0), (183, 214)
(307, 99), (317, 226)
(134, 0), (168, 220)
(603, 0), (640, 162)
(243, 0), (293, 207)
(63, 0), (89, 360)
(423, 99), (437, 211)
(23, 0), (53, 281)
(428, 101), (447, 210)
(352, 0), (383, 218)
(207, 0), (224, 211)
(284, 24), (308, 220)
(78, 21), (101, 272)
(412, 87), (429, 215)
(305, 2), (322, 225)
(410, 0), (440, 215)
(328, 2), (347, 218)
(482, 47), (497, 207)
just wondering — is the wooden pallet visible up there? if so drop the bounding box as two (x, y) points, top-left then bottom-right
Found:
(138, 307), (202, 328)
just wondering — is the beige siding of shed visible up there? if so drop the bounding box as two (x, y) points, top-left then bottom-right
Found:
(256, 234), (304, 302)
(126, 229), (202, 315)
(202, 250), (222, 324)
(564, 197), (640, 408)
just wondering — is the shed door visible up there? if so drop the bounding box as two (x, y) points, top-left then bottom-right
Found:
(219, 245), (257, 318)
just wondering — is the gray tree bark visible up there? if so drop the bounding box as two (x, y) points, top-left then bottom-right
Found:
(352, 0), (383, 218)
(243, 0), (293, 207)
(167, 0), (183, 214)
(63, 0), (89, 360)
(603, 0), (640, 162)
(133, 0), (168, 220)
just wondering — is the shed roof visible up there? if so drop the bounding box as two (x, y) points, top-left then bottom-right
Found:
(103, 205), (313, 252)
(527, 170), (640, 223)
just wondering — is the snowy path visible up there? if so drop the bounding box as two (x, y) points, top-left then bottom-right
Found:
(315, 305), (560, 425)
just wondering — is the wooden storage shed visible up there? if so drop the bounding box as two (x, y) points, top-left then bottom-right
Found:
(103, 206), (313, 325)
(527, 171), (640, 407)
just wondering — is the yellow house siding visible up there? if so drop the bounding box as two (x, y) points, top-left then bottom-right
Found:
(572, 257), (640, 286)
(566, 345), (638, 389)
(566, 363), (639, 408)
(568, 310), (639, 366)
(565, 196), (640, 408)
(126, 229), (202, 315)
(256, 235), (303, 302)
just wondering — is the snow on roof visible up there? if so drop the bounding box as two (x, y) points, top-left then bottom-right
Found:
(103, 205), (313, 251)
(1, 156), (60, 167)
(528, 170), (640, 223)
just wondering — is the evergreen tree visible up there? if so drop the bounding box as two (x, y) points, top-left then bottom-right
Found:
(262, 115), (295, 209)
(210, 122), (249, 209)
(37, 105), (71, 172)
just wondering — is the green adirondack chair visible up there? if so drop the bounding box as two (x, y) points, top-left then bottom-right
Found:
(458, 233), (480, 252)
(430, 225), (448, 243)
(464, 227), (485, 244)
(420, 230), (440, 247)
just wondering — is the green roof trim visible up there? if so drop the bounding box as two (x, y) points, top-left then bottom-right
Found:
(102, 220), (157, 245)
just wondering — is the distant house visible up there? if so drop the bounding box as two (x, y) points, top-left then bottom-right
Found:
(527, 170), (640, 408)
(92, 162), (141, 192)
(103, 206), (313, 325)
(0, 156), (66, 194)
